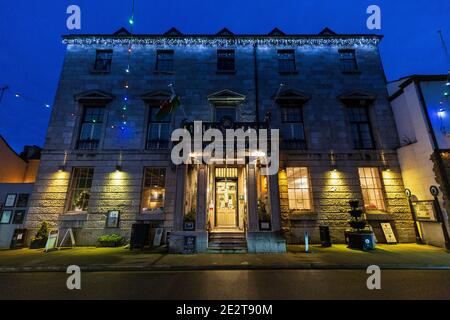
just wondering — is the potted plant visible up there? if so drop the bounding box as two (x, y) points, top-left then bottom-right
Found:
(258, 201), (271, 231)
(346, 200), (375, 251)
(183, 209), (196, 231)
(29, 221), (49, 249)
(98, 234), (125, 247)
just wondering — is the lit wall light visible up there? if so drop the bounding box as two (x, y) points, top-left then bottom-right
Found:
(115, 165), (122, 172)
(58, 165), (66, 172)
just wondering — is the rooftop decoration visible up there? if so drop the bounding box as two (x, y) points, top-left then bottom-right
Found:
(268, 27), (285, 36)
(319, 27), (337, 35)
(216, 27), (234, 36)
(164, 27), (183, 36)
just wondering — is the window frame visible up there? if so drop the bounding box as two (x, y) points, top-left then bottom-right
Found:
(217, 49), (235, 72)
(286, 167), (313, 212)
(141, 167), (167, 214)
(279, 105), (307, 150)
(93, 49), (113, 72)
(347, 106), (375, 150)
(155, 50), (174, 73)
(339, 49), (359, 73)
(76, 106), (105, 150)
(66, 167), (94, 213)
(277, 49), (297, 74)
(146, 106), (171, 150)
(358, 167), (387, 212)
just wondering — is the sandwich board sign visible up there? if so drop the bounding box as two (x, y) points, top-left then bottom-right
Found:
(59, 228), (76, 248)
(45, 230), (59, 252)
(153, 228), (163, 246)
(380, 222), (397, 244)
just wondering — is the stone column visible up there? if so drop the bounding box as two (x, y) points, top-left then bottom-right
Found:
(196, 164), (207, 231)
(173, 164), (187, 231)
(247, 164), (259, 232)
(268, 172), (281, 231)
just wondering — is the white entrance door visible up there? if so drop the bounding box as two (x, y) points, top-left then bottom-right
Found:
(215, 180), (238, 227)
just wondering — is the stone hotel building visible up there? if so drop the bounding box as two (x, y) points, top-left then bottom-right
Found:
(25, 27), (416, 252)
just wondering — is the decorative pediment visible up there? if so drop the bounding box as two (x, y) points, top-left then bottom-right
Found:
(164, 27), (183, 36)
(207, 89), (245, 105)
(268, 27), (285, 36)
(216, 28), (234, 36)
(74, 90), (115, 104)
(141, 90), (171, 103)
(275, 89), (311, 104)
(338, 90), (377, 105)
(319, 27), (337, 36)
(113, 27), (131, 36)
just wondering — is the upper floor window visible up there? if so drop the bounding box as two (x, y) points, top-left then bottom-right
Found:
(146, 107), (170, 149)
(339, 49), (358, 72)
(278, 49), (296, 73)
(215, 107), (236, 122)
(358, 167), (386, 212)
(347, 106), (374, 149)
(77, 107), (104, 150)
(93, 50), (113, 72)
(67, 167), (94, 212)
(286, 167), (312, 211)
(141, 168), (166, 213)
(280, 106), (306, 149)
(155, 50), (174, 73)
(217, 49), (235, 72)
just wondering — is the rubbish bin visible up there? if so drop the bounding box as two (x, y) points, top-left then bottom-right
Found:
(319, 226), (332, 247)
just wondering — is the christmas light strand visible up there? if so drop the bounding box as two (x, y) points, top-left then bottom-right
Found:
(64, 36), (381, 48)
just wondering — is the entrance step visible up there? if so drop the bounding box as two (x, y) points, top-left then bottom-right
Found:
(208, 232), (247, 253)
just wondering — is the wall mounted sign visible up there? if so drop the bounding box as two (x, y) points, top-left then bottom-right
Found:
(105, 210), (120, 228)
(183, 235), (196, 254)
(16, 194), (30, 208)
(4, 194), (17, 207)
(12, 210), (25, 224)
(0, 210), (12, 224)
(412, 201), (436, 221)
(45, 230), (59, 252)
(380, 222), (397, 244)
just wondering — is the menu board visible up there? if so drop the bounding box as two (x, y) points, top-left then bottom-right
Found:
(380, 223), (397, 244)
(412, 201), (436, 220)
(183, 236), (196, 254)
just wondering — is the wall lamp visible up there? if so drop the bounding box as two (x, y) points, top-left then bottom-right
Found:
(58, 165), (66, 172)
(115, 165), (123, 172)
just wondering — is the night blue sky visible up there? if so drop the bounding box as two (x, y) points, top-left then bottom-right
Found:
(0, 0), (449, 152)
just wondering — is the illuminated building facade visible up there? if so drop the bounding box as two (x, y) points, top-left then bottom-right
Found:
(389, 75), (450, 248)
(25, 27), (416, 252)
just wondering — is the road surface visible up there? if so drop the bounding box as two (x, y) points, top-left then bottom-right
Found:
(0, 270), (449, 300)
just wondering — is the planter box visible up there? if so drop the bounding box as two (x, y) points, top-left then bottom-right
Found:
(347, 232), (375, 251)
(183, 221), (195, 231)
(29, 238), (47, 249)
(259, 221), (271, 231)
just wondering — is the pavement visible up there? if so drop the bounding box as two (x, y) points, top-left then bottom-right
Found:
(0, 244), (449, 272)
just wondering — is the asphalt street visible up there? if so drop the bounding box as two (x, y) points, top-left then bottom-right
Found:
(0, 270), (449, 300)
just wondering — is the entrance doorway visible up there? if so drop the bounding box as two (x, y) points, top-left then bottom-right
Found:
(215, 180), (238, 227)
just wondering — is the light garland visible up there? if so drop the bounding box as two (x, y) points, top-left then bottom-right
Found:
(64, 36), (381, 48)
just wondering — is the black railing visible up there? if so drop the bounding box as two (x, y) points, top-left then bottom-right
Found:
(77, 139), (99, 150)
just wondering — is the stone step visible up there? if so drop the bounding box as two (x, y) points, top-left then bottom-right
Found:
(208, 232), (247, 253)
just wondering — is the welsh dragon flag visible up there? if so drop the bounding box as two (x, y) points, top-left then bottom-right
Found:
(156, 88), (180, 121)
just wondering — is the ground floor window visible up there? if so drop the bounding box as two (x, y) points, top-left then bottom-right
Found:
(67, 167), (94, 212)
(286, 167), (312, 211)
(358, 167), (386, 211)
(141, 168), (166, 213)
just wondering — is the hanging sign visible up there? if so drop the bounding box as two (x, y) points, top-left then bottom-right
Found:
(380, 223), (397, 244)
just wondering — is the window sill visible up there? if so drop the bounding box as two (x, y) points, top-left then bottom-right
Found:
(60, 213), (88, 221)
(216, 70), (236, 74)
(342, 70), (361, 75)
(366, 212), (393, 221)
(154, 71), (175, 75)
(289, 212), (317, 221)
(279, 71), (299, 75)
(90, 69), (111, 74)
(136, 212), (164, 221)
